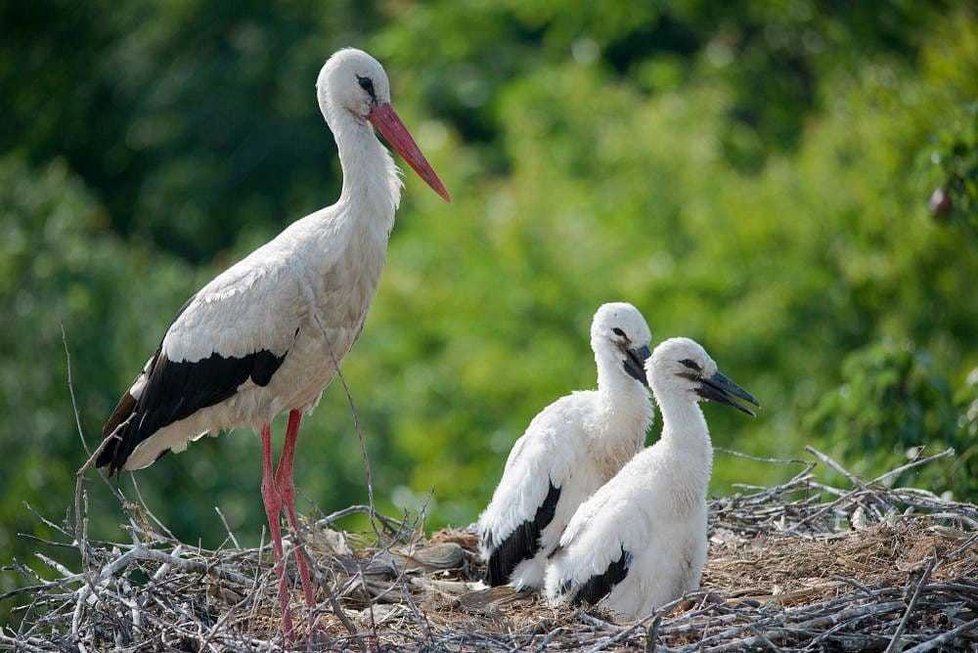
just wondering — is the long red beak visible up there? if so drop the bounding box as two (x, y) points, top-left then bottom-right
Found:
(368, 103), (451, 202)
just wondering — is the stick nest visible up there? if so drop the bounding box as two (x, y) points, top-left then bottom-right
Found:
(3, 447), (977, 651)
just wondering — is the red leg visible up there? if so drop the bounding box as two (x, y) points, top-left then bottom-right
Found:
(275, 409), (316, 607)
(260, 423), (293, 637)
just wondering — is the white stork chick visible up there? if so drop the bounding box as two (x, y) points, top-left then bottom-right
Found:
(478, 302), (654, 589)
(544, 337), (758, 620)
(96, 48), (449, 636)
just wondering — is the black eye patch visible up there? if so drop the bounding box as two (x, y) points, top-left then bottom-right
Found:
(679, 358), (702, 371)
(356, 75), (376, 99)
(612, 328), (626, 337)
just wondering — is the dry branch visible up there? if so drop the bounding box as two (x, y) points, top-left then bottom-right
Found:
(2, 448), (977, 651)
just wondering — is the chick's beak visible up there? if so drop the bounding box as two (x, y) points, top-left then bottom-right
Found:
(696, 371), (760, 416)
(623, 345), (652, 388)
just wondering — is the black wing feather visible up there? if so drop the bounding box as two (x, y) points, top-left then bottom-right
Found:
(97, 348), (285, 474)
(572, 546), (632, 605)
(485, 481), (561, 586)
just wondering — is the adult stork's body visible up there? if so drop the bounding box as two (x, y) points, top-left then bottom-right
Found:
(544, 338), (758, 620)
(96, 48), (449, 635)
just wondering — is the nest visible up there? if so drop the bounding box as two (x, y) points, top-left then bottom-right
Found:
(3, 447), (977, 652)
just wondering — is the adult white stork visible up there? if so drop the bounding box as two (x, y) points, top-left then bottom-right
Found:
(544, 338), (758, 620)
(477, 303), (654, 589)
(96, 48), (450, 635)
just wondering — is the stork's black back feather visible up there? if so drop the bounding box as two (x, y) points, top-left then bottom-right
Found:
(485, 481), (561, 586)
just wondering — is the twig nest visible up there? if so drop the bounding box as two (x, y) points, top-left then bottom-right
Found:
(396, 542), (465, 570)
(455, 585), (523, 613)
(307, 526), (352, 556)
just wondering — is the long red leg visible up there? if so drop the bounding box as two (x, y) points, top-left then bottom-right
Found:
(275, 409), (316, 607)
(260, 423), (293, 637)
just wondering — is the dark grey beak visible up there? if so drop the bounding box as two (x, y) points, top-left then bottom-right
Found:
(696, 371), (760, 416)
(623, 345), (651, 387)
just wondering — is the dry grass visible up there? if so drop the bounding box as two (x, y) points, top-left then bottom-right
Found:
(2, 447), (977, 652)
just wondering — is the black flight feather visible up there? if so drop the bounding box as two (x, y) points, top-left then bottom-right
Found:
(485, 481), (561, 586)
(573, 546), (632, 605)
(97, 348), (286, 474)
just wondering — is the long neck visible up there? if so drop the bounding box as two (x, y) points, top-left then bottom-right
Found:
(326, 102), (402, 235)
(591, 349), (653, 457)
(655, 390), (713, 491)
(595, 347), (646, 403)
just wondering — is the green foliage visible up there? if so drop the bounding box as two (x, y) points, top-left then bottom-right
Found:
(803, 341), (977, 494)
(2, 2), (978, 609)
(928, 103), (978, 230)
(0, 0), (382, 261)
(0, 154), (194, 547)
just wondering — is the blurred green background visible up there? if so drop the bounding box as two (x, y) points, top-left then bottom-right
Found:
(3, 0), (978, 602)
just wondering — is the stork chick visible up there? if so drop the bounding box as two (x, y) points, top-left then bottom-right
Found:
(478, 302), (654, 589)
(544, 337), (758, 620)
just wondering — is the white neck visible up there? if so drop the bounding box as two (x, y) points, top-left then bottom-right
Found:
(595, 348), (646, 402)
(587, 349), (653, 461)
(323, 100), (402, 234)
(654, 389), (713, 492)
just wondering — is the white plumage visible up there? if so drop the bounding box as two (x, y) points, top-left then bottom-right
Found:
(100, 49), (448, 472)
(544, 337), (758, 620)
(478, 302), (654, 589)
(97, 48), (449, 637)
(116, 194), (385, 469)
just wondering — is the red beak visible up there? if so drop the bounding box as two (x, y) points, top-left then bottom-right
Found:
(368, 103), (451, 203)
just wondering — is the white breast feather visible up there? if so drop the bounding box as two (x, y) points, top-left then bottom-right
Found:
(545, 443), (708, 620)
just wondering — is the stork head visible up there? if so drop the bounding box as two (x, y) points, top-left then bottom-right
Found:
(590, 302), (653, 389)
(317, 48), (451, 202)
(646, 338), (759, 416)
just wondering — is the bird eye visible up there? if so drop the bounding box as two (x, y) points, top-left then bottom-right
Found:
(356, 75), (376, 98)
(612, 328), (626, 337)
(679, 359), (701, 371)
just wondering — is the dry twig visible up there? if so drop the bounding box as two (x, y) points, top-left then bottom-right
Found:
(3, 448), (977, 651)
